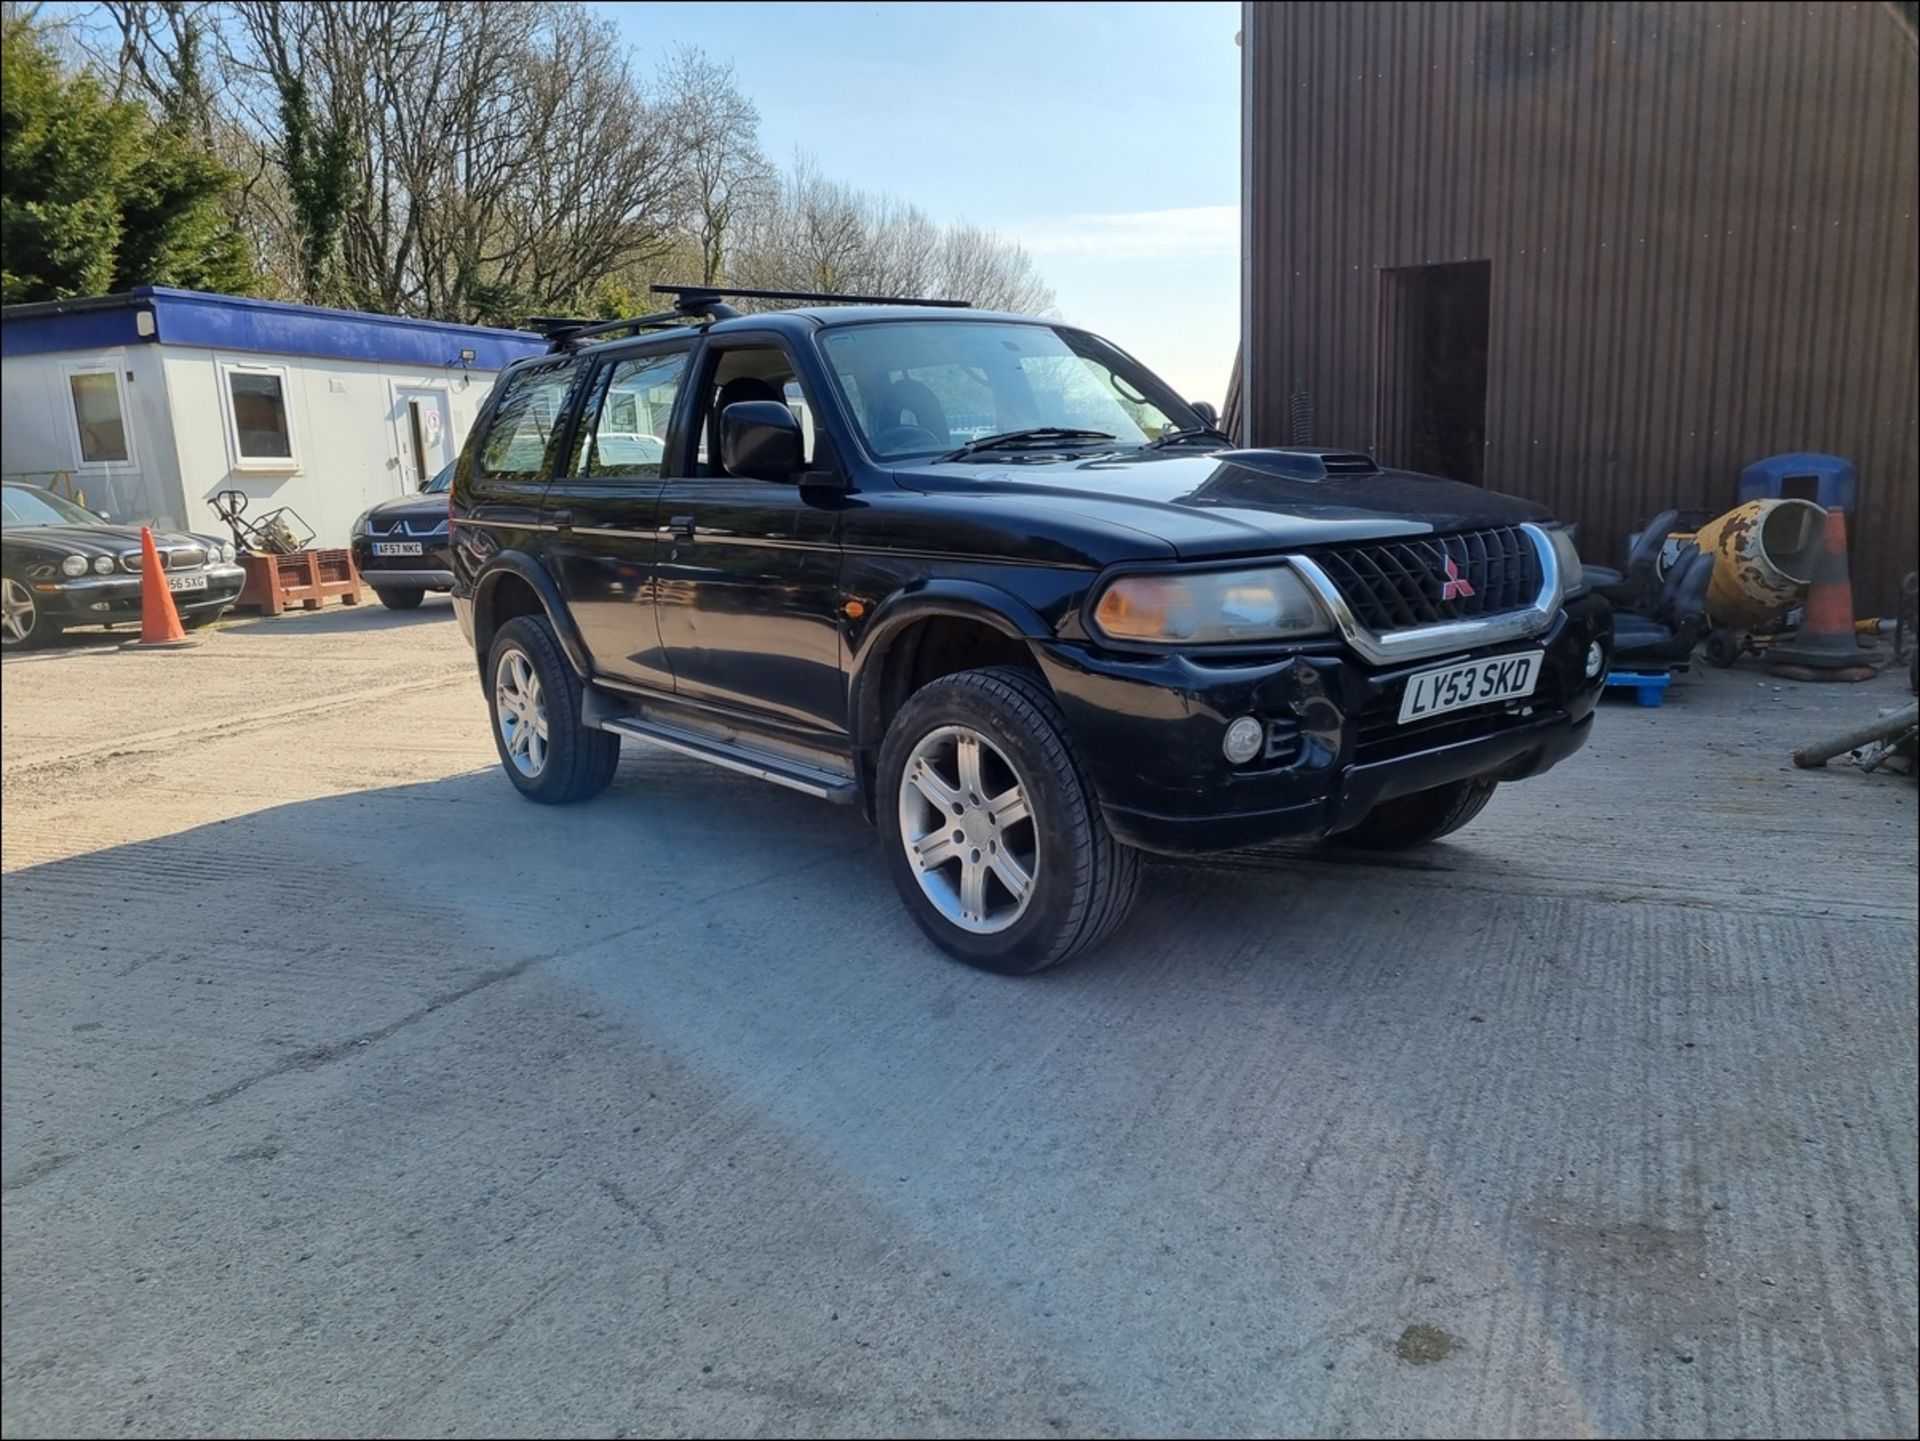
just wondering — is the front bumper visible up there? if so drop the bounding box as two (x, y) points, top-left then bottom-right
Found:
(1040, 593), (1612, 855)
(350, 538), (454, 590)
(31, 566), (247, 623)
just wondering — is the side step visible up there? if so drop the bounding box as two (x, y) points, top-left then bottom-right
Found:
(596, 714), (858, 803)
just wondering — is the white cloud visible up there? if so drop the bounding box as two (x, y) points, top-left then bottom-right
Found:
(1008, 205), (1240, 262)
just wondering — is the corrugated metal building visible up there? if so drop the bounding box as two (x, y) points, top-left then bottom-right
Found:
(1240, 0), (1918, 610)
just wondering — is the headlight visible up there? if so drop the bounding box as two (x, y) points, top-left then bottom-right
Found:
(1546, 526), (1586, 597)
(1090, 565), (1330, 644)
(218, 541), (235, 563)
(93, 555), (114, 574)
(350, 511), (372, 538)
(60, 554), (88, 577)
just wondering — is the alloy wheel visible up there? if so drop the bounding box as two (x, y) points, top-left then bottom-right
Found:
(896, 724), (1038, 933)
(494, 647), (549, 777)
(1, 577), (37, 647)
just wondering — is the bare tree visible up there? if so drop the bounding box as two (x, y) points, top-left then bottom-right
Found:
(69, 4), (1055, 321)
(662, 47), (771, 288)
(731, 157), (1055, 313)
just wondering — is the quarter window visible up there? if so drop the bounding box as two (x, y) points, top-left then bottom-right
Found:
(219, 363), (296, 464)
(479, 362), (582, 480)
(65, 368), (130, 465)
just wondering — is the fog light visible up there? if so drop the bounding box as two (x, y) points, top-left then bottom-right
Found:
(1222, 714), (1264, 764)
(1585, 641), (1606, 678)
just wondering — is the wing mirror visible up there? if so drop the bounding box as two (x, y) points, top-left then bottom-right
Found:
(1190, 400), (1221, 429)
(720, 400), (804, 483)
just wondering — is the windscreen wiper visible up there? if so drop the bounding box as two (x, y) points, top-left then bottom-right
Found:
(1142, 424), (1234, 450)
(940, 427), (1116, 461)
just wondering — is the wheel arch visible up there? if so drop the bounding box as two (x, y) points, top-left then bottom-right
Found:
(470, 553), (591, 679)
(848, 581), (1056, 756)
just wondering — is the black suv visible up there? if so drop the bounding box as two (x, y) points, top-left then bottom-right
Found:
(452, 288), (1610, 973)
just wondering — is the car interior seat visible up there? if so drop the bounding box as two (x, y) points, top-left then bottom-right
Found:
(871, 378), (951, 451)
(708, 375), (782, 473)
(1610, 539), (1715, 667)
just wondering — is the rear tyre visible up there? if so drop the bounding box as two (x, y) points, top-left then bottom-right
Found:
(486, 615), (620, 804)
(877, 665), (1140, 974)
(375, 586), (425, 611)
(1335, 778), (1498, 850)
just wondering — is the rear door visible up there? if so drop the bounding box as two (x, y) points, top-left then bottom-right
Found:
(542, 343), (691, 692)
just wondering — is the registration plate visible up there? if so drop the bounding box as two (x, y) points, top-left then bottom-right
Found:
(373, 541), (423, 557)
(1398, 651), (1541, 724)
(165, 573), (208, 594)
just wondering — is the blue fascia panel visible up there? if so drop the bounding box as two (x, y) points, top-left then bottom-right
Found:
(0, 305), (151, 358)
(143, 288), (546, 370)
(1, 287), (548, 370)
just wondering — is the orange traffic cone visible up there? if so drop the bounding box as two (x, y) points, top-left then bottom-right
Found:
(1767, 509), (1878, 682)
(130, 525), (197, 649)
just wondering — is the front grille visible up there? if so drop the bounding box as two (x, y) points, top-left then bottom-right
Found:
(118, 546), (207, 573)
(371, 517), (449, 537)
(1313, 526), (1540, 633)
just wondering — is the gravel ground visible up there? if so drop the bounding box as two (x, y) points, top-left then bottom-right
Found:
(3, 601), (1915, 1439)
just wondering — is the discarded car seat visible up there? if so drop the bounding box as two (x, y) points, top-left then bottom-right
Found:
(1610, 540), (1715, 667)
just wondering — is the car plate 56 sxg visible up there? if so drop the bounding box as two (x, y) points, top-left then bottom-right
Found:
(1398, 651), (1541, 724)
(165, 573), (208, 594)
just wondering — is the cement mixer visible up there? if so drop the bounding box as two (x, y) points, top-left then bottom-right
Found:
(1675, 497), (1827, 665)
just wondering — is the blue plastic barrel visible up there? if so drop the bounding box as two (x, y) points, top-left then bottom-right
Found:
(1737, 453), (1856, 516)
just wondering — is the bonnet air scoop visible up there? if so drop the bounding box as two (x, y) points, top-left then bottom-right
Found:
(1217, 447), (1382, 480)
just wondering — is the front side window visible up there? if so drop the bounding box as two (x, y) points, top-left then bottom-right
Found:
(67, 370), (129, 464)
(692, 346), (818, 476)
(580, 350), (686, 479)
(479, 362), (581, 481)
(819, 321), (1195, 459)
(224, 366), (294, 461)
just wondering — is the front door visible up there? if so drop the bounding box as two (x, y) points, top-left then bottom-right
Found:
(544, 345), (689, 692)
(393, 385), (454, 492)
(652, 338), (847, 738)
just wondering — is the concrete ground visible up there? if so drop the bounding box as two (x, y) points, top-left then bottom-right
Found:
(2, 601), (1915, 1439)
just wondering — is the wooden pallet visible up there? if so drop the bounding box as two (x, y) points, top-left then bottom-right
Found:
(1603, 669), (1672, 707)
(234, 549), (364, 615)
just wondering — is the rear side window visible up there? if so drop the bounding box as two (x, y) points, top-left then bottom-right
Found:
(478, 362), (581, 481)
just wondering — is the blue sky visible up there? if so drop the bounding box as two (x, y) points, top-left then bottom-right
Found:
(604, 0), (1243, 401)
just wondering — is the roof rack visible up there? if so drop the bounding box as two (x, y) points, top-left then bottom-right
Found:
(649, 283), (972, 309)
(530, 284), (973, 353)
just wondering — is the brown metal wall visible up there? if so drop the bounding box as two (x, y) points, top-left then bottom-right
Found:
(1243, 0), (1919, 610)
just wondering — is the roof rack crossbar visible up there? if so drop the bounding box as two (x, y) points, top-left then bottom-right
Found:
(649, 283), (971, 309)
(528, 284), (973, 354)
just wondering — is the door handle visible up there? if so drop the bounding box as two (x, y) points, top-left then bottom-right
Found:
(666, 515), (696, 540)
(550, 509), (573, 530)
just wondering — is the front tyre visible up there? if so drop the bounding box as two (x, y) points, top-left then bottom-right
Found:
(486, 615), (619, 804)
(2, 575), (51, 650)
(877, 666), (1140, 974)
(1334, 777), (1498, 849)
(374, 586), (425, 611)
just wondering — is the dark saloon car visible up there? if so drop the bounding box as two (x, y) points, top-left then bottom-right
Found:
(349, 463), (454, 610)
(1, 482), (243, 649)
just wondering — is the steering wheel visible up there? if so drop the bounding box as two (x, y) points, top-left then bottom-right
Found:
(872, 424), (945, 454)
